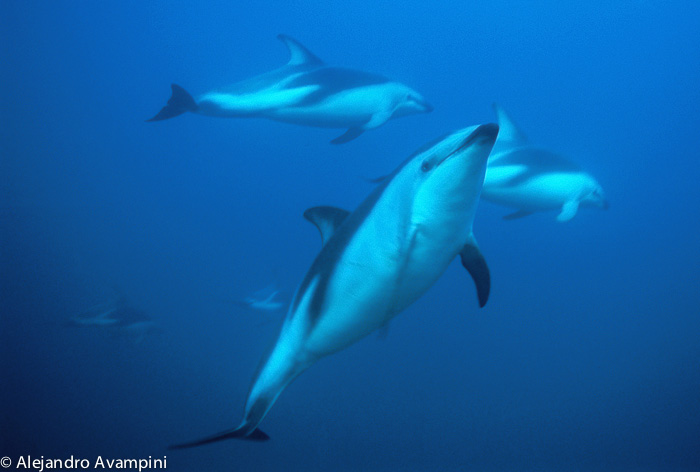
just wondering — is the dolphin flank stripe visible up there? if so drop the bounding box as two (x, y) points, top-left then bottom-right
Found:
(291, 135), (425, 319)
(489, 148), (582, 172)
(489, 148), (583, 187)
(215, 69), (305, 96)
(292, 180), (392, 321)
(287, 67), (391, 106)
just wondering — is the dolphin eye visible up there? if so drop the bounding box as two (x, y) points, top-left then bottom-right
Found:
(421, 161), (433, 172)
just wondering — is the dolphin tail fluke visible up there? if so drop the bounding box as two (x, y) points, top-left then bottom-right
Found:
(168, 426), (269, 450)
(331, 127), (364, 144)
(146, 84), (198, 122)
(170, 349), (299, 449)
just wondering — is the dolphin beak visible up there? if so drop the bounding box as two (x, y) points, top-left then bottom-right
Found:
(602, 199), (610, 210)
(423, 101), (434, 113)
(472, 123), (499, 141)
(439, 123), (499, 166)
(458, 123), (498, 151)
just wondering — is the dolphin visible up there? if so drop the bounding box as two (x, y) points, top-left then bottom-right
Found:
(66, 300), (121, 327)
(233, 283), (287, 313)
(146, 35), (433, 144)
(170, 123), (498, 448)
(481, 104), (608, 221)
(66, 297), (158, 343)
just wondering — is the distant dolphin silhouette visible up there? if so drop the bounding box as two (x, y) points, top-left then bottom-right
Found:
(66, 297), (158, 343)
(147, 35), (433, 144)
(481, 104), (608, 221)
(232, 283), (286, 313)
(169, 123), (497, 448)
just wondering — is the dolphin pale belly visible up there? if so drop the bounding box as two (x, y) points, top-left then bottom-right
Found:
(481, 103), (608, 221)
(170, 123), (498, 448)
(147, 35), (432, 144)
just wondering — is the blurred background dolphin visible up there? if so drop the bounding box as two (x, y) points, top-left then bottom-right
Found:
(66, 295), (160, 343)
(147, 35), (432, 144)
(482, 103), (608, 221)
(230, 283), (287, 314)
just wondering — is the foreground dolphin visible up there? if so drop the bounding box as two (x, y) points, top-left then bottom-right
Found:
(481, 104), (608, 221)
(147, 35), (433, 144)
(170, 123), (498, 448)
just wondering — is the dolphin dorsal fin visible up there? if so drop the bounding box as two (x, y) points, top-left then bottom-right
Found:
(492, 103), (528, 147)
(277, 34), (324, 67)
(303, 206), (350, 247)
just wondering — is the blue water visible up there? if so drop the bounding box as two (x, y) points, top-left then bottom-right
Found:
(2, 1), (699, 471)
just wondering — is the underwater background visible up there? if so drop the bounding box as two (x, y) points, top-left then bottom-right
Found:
(2, 1), (699, 471)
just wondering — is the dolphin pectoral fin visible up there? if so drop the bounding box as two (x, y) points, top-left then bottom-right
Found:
(168, 426), (270, 449)
(146, 84), (198, 122)
(331, 127), (364, 144)
(364, 109), (394, 129)
(277, 34), (324, 66)
(330, 108), (393, 144)
(503, 209), (534, 220)
(459, 235), (490, 308)
(557, 200), (580, 222)
(303, 206), (351, 246)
